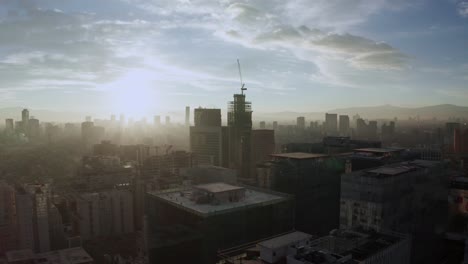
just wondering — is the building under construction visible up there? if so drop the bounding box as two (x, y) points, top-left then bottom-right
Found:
(228, 92), (253, 181)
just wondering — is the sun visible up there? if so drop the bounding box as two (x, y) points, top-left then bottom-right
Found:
(107, 69), (160, 119)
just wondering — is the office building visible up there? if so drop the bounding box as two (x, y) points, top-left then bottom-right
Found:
(21, 109), (29, 133)
(190, 108), (223, 166)
(185, 106), (190, 126)
(251, 129), (275, 172)
(340, 160), (447, 263)
(259, 121), (266, 129)
(28, 117), (40, 139)
(194, 108), (222, 127)
(71, 190), (134, 241)
(338, 115), (350, 136)
(273, 121), (278, 130)
(146, 183), (294, 264)
(5, 119), (14, 134)
(296, 116), (305, 131)
(263, 153), (344, 235)
(325, 113), (338, 136)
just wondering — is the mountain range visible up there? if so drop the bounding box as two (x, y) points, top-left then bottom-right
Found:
(1, 104), (467, 123)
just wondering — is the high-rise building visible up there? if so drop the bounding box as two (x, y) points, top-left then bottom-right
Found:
(266, 153), (343, 235)
(338, 115), (350, 136)
(28, 118), (40, 139)
(4, 119), (14, 134)
(72, 190), (134, 241)
(228, 91), (252, 180)
(190, 108), (223, 166)
(185, 106), (190, 126)
(165, 116), (170, 125)
(194, 108), (221, 127)
(251, 129), (275, 175)
(296, 116), (305, 131)
(259, 121), (266, 129)
(324, 113), (338, 135)
(153, 115), (161, 126)
(24, 184), (51, 253)
(340, 160), (447, 263)
(272, 121), (278, 130)
(21, 109), (29, 126)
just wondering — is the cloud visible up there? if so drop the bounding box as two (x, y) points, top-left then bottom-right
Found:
(458, 1), (468, 17)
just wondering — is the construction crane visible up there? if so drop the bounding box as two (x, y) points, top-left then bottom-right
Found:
(237, 59), (247, 95)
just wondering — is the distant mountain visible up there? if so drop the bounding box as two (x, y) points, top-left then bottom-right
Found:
(328, 104), (468, 119)
(254, 104), (468, 123)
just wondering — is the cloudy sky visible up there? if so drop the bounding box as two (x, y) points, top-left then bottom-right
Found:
(0, 0), (467, 118)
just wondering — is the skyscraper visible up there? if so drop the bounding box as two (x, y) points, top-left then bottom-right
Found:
(165, 116), (170, 125)
(190, 108), (223, 166)
(153, 115), (161, 126)
(21, 109), (29, 134)
(338, 115), (350, 136)
(325, 113), (338, 135)
(185, 106), (190, 126)
(5, 119), (14, 134)
(228, 91), (252, 180)
(296, 116), (305, 131)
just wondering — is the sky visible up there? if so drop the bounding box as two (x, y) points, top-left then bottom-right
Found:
(0, 0), (467, 118)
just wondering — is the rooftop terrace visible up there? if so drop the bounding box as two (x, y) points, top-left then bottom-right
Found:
(149, 184), (289, 217)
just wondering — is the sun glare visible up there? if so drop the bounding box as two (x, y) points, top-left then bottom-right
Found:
(108, 69), (160, 119)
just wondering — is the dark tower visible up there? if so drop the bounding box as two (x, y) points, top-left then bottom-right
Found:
(228, 60), (253, 180)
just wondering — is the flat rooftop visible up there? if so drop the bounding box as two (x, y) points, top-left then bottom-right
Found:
(194, 182), (244, 193)
(258, 231), (312, 249)
(361, 160), (440, 178)
(354, 148), (403, 154)
(270, 152), (328, 160)
(150, 186), (288, 217)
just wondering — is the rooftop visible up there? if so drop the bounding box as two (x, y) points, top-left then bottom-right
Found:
(194, 182), (244, 193)
(361, 160), (440, 178)
(149, 185), (288, 217)
(353, 148), (404, 154)
(258, 231), (312, 249)
(270, 152), (328, 160)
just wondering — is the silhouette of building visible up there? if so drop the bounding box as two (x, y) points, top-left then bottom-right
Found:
(228, 92), (253, 181)
(165, 116), (170, 125)
(28, 117), (40, 139)
(296, 116), (305, 131)
(21, 109), (29, 134)
(259, 121), (266, 129)
(153, 115), (161, 127)
(325, 113), (338, 136)
(4, 119), (14, 134)
(339, 115), (350, 136)
(251, 129), (275, 175)
(185, 106), (190, 126)
(273, 121), (278, 130)
(190, 108), (224, 166)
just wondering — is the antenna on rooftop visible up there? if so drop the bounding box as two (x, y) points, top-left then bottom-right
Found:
(237, 59), (247, 95)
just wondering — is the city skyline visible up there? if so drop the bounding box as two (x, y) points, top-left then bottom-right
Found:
(1, 0), (468, 118)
